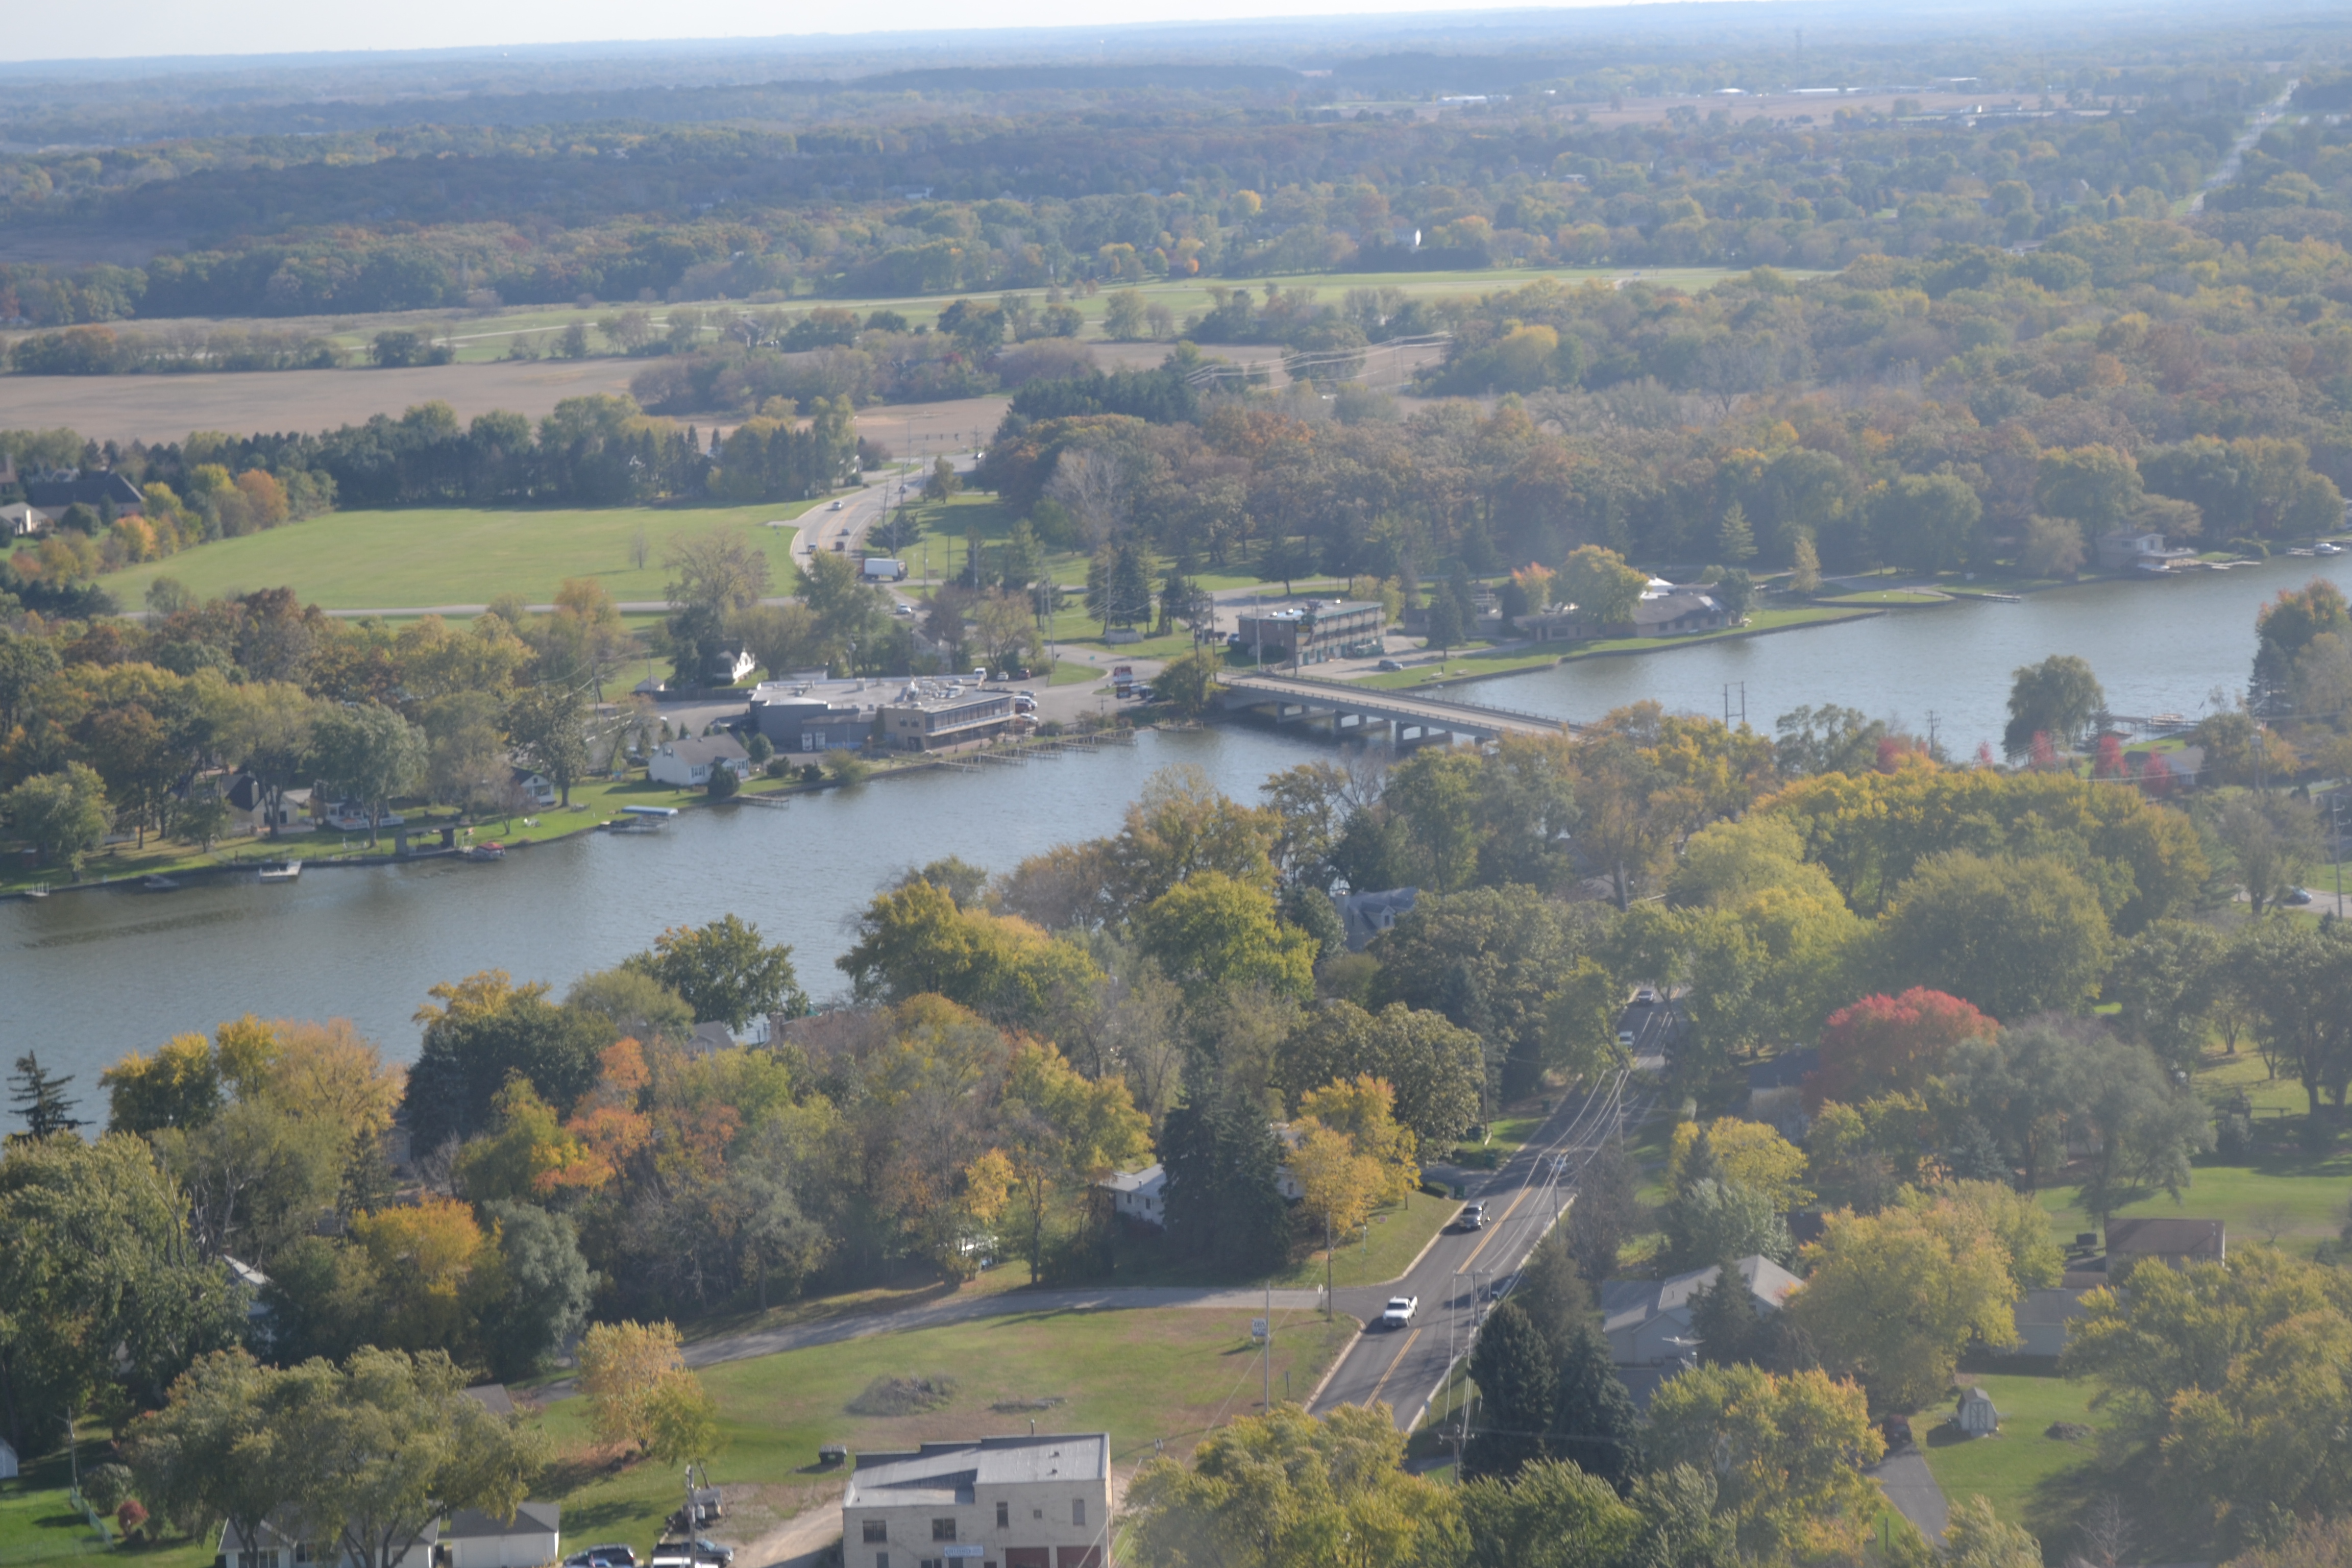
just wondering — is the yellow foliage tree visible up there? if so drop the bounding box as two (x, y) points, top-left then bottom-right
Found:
(578, 1319), (687, 1453)
(350, 1196), (489, 1352)
(1785, 1198), (2021, 1410)
(1673, 1118), (1813, 1211)
(1296, 1075), (1418, 1204)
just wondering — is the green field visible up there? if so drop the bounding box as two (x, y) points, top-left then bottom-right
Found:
(104, 264), (1783, 368)
(0, 1438), (209, 1568)
(1914, 1372), (2111, 1562)
(102, 501), (814, 611)
(532, 1306), (1356, 1559)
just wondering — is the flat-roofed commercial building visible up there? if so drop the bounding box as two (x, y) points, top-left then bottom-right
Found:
(843, 1432), (1109, 1568)
(1233, 599), (1385, 666)
(879, 681), (1017, 751)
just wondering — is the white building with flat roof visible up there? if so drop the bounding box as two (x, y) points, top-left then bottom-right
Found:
(842, 1432), (1110, 1568)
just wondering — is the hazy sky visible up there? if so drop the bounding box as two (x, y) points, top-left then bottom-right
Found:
(25, 0), (1691, 65)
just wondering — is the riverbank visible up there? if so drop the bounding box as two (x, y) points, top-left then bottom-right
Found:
(4, 725), (1143, 900)
(1355, 603), (1888, 692)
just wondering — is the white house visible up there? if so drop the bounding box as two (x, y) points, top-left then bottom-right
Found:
(2005, 1287), (2094, 1358)
(1098, 1164), (1166, 1228)
(510, 768), (559, 808)
(444, 1503), (560, 1568)
(223, 1516), (437, 1568)
(2, 502), (54, 538)
(843, 1433), (1110, 1568)
(1600, 1255), (1803, 1367)
(648, 736), (752, 789)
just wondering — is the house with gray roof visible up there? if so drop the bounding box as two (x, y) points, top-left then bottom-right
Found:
(843, 1432), (1110, 1568)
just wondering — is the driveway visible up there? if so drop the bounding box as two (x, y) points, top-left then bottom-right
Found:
(1867, 1450), (1950, 1539)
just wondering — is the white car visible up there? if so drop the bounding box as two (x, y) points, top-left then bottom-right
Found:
(1378, 1295), (1418, 1330)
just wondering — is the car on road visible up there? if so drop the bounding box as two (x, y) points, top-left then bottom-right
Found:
(1454, 1202), (1486, 1232)
(892, 602), (914, 616)
(1378, 1295), (1418, 1330)
(1618, 1026), (1637, 1048)
(2287, 887), (2317, 905)
(690, 1542), (733, 1565)
(828, 500), (845, 510)
(1633, 985), (1660, 1004)
(1376, 658), (1405, 672)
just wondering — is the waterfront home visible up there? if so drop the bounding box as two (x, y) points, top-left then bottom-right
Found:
(1631, 583), (1731, 636)
(510, 768), (559, 808)
(843, 1432), (1110, 1568)
(2094, 529), (2198, 573)
(748, 682), (874, 751)
(879, 681), (1018, 751)
(1337, 887), (1417, 950)
(648, 736), (753, 789)
(224, 773), (312, 836)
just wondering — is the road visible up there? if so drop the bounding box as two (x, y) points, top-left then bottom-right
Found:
(2191, 76), (2299, 213)
(1313, 1048), (1656, 1433)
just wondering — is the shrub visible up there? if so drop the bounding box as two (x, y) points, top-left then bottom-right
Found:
(81, 1464), (132, 1515)
(847, 1374), (957, 1416)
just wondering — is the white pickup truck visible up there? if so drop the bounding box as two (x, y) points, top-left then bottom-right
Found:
(1378, 1295), (1418, 1330)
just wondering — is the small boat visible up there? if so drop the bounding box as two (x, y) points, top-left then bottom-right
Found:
(463, 842), (506, 862)
(258, 860), (303, 883)
(142, 875), (182, 891)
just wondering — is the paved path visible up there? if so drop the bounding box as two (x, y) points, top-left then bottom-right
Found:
(1867, 1450), (1950, 1540)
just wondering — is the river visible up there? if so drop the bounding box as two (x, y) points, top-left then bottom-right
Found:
(2, 554), (2332, 1107)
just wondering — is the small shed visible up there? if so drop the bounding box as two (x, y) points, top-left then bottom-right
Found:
(1955, 1386), (1999, 1436)
(444, 1503), (560, 1568)
(0, 1437), (16, 1479)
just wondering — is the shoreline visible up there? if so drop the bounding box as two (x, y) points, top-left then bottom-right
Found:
(6, 731), (1143, 902)
(1409, 605), (1892, 692)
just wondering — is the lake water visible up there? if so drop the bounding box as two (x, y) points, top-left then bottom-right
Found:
(2, 554), (2331, 1111)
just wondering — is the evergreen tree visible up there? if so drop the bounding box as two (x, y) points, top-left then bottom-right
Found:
(1509, 1231), (1592, 1365)
(1789, 532), (1823, 596)
(1944, 1115), (2011, 1183)
(8, 1053), (83, 1140)
(1464, 1298), (1556, 1480)
(1161, 1089), (1289, 1273)
(1548, 1319), (1641, 1491)
(1717, 502), (1756, 564)
(1425, 591), (1466, 656)
(1567, 1136), (1640, 1285)
(1690, 1263), (1761, 1367)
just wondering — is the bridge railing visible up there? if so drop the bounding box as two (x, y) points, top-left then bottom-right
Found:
(1221, 672), (1570, 729)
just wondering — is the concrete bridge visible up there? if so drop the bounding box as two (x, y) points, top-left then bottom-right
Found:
(1218, 672), (1575, 745)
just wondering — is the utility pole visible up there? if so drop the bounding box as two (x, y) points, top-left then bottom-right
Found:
(1264, 1279), (1273, 1411)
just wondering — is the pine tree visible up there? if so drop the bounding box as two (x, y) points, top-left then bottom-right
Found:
(1690, 1263), (1760, 1367)
(1464, 1298), (1556, 1480)
(8, 1053), (84, 1140)
(1548, 1319), (1640, 1490)
(1717, 502), (1756, 564)
(1790, 532), (1823, 596)
(1945, 1115), (2010, 1183)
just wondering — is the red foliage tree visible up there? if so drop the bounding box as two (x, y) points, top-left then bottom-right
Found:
(2139, 750), (2175, 799)
(1808, 988), (1998, 1109)
(2093, 733), (2126, 778)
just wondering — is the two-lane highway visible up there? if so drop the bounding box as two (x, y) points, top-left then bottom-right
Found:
(1314, 1067), (1648, 1432)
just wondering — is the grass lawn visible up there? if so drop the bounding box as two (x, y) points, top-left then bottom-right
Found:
(1913, 1370), (2112, 1561)
(102, 501), (815, 611)
(530, 1306), (1357, 1558)
(0, 1437), (211, 1568)
(1278, 1190), (1457, 1291)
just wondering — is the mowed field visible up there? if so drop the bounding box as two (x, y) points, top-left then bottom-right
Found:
(105, 501), (812, 612)
(531, 1306), (1357, 1560)
(0, 263), (1767, 444)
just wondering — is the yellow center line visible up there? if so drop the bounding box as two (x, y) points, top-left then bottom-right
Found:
(1457, 1177), (1539, 1273)
(1365, 1326), (1423, 1407)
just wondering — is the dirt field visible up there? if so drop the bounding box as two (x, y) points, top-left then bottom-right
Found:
(0, 358), (646, 444)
